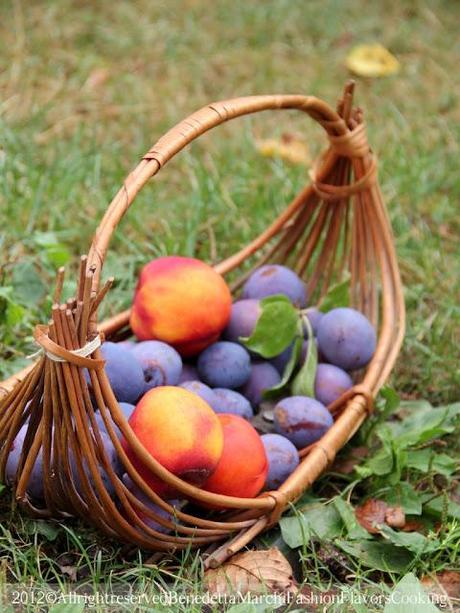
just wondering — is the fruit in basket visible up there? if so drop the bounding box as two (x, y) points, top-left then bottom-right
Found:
(122, 474), (181, 533)
(314, 363), (353, 407)
(224, 299), (261, 344)
(242, 264), (307, 307)
(273, 396), (333, 449)
(261, 433), (300, 489)
(179, 380), (218, 410)
(132, 340), (182, 391)
(95, 402), (135, 438)
(317, 307), (376, 370)
(270, 338), (312, 374)
(212, 388), (253, 419)
(201, 414), (268, 500)
(70, 430), (122, 498)
(197, 341), (251, 389)
(130, 256), (232, 357)
(122, 386), (224, 496)
(89, 342), (145, 405)
(6, 425), (44, 500)
(239, 361), (281, 407)
(178, 363), (199, 383)
(302, 307), (324, 336)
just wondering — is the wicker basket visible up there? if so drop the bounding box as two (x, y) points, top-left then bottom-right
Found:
(0, 82), (404, 568)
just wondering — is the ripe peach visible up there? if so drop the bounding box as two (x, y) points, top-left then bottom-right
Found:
(130, 256), (232, 357)
(122, 386), (224, 496)
(201, 414), (268, 501)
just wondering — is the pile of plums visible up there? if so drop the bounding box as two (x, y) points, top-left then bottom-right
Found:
(6, 256), (376, 532)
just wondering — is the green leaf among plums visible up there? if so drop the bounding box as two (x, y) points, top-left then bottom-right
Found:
(262, 335), (303, 399)
(291, 315), (318, 397)
(240, 294), (299, 358)
(319, 277), (350, 312)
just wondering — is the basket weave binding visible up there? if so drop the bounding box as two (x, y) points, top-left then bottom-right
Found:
(0, 82), (405, 568)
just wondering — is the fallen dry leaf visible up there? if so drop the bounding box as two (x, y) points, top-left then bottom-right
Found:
(421, 570), (460, 601)
(345, 44), (400, 77)
(204, 548), (297, 596)
(355, 499), (387, 534)
(385, 506), (406, 529)
(355, 499), (406, 533)
(255, 133), (311, 166)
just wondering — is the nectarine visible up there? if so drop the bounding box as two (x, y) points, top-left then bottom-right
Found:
(122, 386), (224, 496)
(201, 414), (268, 501)
(130, 256), (232, 357)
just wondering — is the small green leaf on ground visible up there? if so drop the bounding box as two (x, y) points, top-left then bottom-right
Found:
(384, 573), (440, 613)
(25, 519), (61, 541)
(333, 498), (371, 540)
(336, 539), (413, 573)
(280, 503), (342, 548)
(384, 482), (423, 515)
(406, 450), (458, 476)
(380, 526), (440, 555)
(241, 295), (299, 358)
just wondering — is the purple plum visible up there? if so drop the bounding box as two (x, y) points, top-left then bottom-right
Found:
(132, 341), (182, 391)
(273, 396), (333, 449)
(197, 342), (251, 389)
(261, 433), (300, 489)
(314, 363), (353, 407)
(212, 388), (253, 419)
(224, 299), (261, 344)
(239, 361), (281, 407)
(242, 265), (307, 307)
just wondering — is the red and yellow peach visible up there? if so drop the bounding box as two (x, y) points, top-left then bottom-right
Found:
(122, 386), (224, 496)
(201, 414), (268, 501)
(130, 256), (232, 357)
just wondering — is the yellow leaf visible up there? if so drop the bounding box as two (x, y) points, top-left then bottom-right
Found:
(345, 44), (400, 77)
(256, 133), (311, 166)
(204, 548), (297, 596)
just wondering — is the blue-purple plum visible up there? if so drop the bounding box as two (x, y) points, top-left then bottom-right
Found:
(132, 341), (182, 391)
(95, 402), (135, 438)
(179, 380), (218, 409)
(70, 431), (122, 498)
(261, 433), (300, 489)
(92, 342), (145, 404)
(5, 425), (44, 499)
(178, 363), (199, 383)
(197, 342), (251, 389)
(317, 307), (376, 370)
(239, 362), (281, 407)
(122, 474), (181, 533)
(273, 396), (333, 449)
(224, 299), (261, 344)
(242, 265), (307, 307)
(303, 307), (324, 336)
(118, 340), (135, 351)
(212, 388), (253, 419)
(314, 363), (353, 407)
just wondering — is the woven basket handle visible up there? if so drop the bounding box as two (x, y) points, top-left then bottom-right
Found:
(87, 94), (349, 289)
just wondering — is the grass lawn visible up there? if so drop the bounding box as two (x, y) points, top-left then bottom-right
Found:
(0, 0), (459, 610)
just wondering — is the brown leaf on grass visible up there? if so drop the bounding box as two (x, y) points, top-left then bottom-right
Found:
(385, 506), (406, 529)
(355, 499), (406, 534)
(204, 548), (297, 596)
(331, 446), (369, 475)
(355, 499), (388, 534)
(255, 133), (311, 166)
(421, 570), (460, 601)
(401, 519), (425, 532)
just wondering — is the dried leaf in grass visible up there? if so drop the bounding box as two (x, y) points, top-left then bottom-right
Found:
(421, 570), (460, 600)
(355, 499), (406, 534)
(385, 506), (406, 529)
(84, 68), (110, 90)
(331, 446), (369, 475)
(255, 133), (311, 166)
(204, 548), (297, 596)
(355, 499), (388, 534)
(345, 44), (400, 77)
